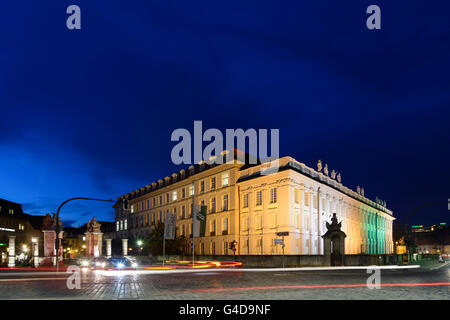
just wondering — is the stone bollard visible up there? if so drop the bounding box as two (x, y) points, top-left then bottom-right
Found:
(105, 239), (112, 258)
(8, 236), (15, 268)
(122, 239), (128, 257)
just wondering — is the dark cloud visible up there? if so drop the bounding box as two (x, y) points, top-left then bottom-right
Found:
(0, 1), (449, 226)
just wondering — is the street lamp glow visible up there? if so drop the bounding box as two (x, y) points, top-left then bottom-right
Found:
(137, 240), (143, 246)
(31, 238), (37, 243)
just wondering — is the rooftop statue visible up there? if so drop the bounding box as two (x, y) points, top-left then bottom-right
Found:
(317, 160), (323, 172)
(357, 186), (361, 195)
(87, 217), (101, 233)
(331, 170), (336, 179)
(324, 164), (329, 176)
(361, 187), (365, 197)
(337, 173), (341, 183)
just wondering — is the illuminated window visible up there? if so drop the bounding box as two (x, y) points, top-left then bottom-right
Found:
(189, 184), (194, 196)
(124, 219), (127, 230)
(223, 195), (229, 211)
(222, 173), (229, 186)
(116, 222), (119, 231)
(172, 190), (177, 201)
(130, 205), (134, 213)
(9, 209), (14, 215)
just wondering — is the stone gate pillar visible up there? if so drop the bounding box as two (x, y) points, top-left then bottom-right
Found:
(8, 236), (15, 268)
(122, 239), (128, 257)
(85, 217), (103, 258)
(43, 230), (56, 266)
(105, 238), (112, 258)
(321, 213), (347, 266)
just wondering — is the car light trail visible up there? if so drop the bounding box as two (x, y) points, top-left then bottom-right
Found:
(182, 282), (450, 293)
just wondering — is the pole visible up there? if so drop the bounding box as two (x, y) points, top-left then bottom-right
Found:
(54, 197), (116, 271)
(163, 231), (166, 267)
(282, 236), (285, 269)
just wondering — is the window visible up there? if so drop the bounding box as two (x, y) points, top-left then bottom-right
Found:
(200, 181), (205, 193)
(257, 238), (262, 247)
(182, 224), (185, 236)
(159, 196), (162, 205)
(172, 190), (177, 201)
(223, 195), (229, 211)
(120, 220), (123, 230)
(270, 188), (277, 203)
(243, 194), (249, 208)
(256, 191), (262, 206)
(152, 198), (155, 207)
(146, 200), (149, 209)
(166, 193), (169, 203)
(182, 188), (185, 199)
(224, 241), (228, 252)
(294, 189), (300, 203)
(304, 192), (310, 206)
(211, 220), (216, 233)
(116, 222), (119, 231)
(9, 209), (14, 215)
(211, 198), (216, 213)
(124, 219), (127, 230)
(223, 218), (228, 232)
(189, 184), (194, 196)
(130, 205), (134, 213)
(211, 177), (216, 190)
(222, 173), (229, 186)
(182, 205), (186, 219)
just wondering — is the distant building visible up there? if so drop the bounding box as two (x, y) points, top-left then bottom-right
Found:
(410, 223), (449, 254)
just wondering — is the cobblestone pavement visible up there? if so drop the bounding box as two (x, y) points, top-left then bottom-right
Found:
(0, 263), (448, 300)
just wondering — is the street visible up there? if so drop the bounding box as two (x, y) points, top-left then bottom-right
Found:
(0, 263), (448, 300)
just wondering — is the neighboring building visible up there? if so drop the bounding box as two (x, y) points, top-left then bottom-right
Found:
(113, 150), (394, 255)
(0, 199), (45, 263)
(410, 223), (449, 254)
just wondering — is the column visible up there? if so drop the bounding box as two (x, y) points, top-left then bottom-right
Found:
(32, 238), (39, 268)
(8, 236), (15, 268)
(105, 239), (112, 258)
(122, 239), (128, 257)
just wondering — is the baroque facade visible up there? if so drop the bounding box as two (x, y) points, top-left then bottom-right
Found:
(114, 153), (394, 255)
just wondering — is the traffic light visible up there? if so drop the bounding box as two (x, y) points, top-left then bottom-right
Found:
(229, 240), (237, 251)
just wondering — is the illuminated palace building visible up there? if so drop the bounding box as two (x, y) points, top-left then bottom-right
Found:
(114, 151), (394, 255)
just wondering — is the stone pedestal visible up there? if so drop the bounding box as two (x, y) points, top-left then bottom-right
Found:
(85, 232), (103, 258)
(105, 239), (112, 258)
(322, 213), (347, 266)
(8, 236), (15, 268)
(122, 239), (128, 257)
(32, 239), (39, 268)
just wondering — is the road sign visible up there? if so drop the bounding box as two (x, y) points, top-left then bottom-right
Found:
(276, 232), (289, 237)
(274, 239), (284, 245)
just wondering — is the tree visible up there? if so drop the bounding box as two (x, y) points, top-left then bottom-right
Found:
(147, 222), (184, 255)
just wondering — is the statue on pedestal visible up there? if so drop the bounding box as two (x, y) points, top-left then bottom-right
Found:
(317, 160), (323, 172)
(324, 164), (329, 176)
(331, 170), (336, 180)
(337, 173), (342, 183)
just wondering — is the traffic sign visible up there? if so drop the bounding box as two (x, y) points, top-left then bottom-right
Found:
(274, 239), (284, 245)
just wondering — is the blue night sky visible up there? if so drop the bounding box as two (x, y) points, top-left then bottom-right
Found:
(0, 1), (449, 227)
